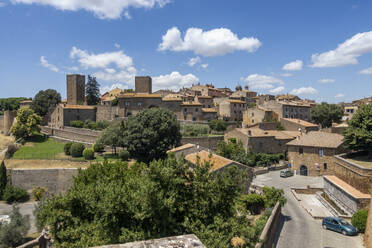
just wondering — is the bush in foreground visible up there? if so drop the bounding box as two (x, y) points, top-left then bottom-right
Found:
(3, 185), (29, 204)
(93, 142), (105, 153)
(32, 187), (48, 201)
(0, 205), (30, 247)
(70, 143), (85, 158)
(83, 148), (95, 160)
(119, 150), (130, 161)
(352, 209), (368, 233)
(64, 142), (73, 155)
(239, 194), (265, 215)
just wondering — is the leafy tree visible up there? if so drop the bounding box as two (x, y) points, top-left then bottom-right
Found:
(209, 120), (227, 132)
(343, 104), (372, 157)
(3, 185), (29, 204)
(262, 186), (286, 207)
(0, 205), (30, 247)
(311, 102), (343, 128)
(31, 89), (61, 116)
(10, 108), (42, 140)
(351, 209), (368, 233)
(70, 143), (85, 158)
(35, 155), (253, 248)
(238, 194), (265, 215)
(0, 161), (6, 198)
(124, 108), (181, 163)
(97, 121), (125, 155)
(119, 150), (130, 161)
(86, 75), (101, 105)
(0, 97), (30, 111)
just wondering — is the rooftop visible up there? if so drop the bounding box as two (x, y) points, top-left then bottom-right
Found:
(185, 150), (235, 172)
(236, 128), (300, 140)
(228, 100), (246, 104)
(61, 104), (96, 110)
(286, 131), (344, 148)
(201, 108), (217, 113)
(181, 102), (202, 106)
(281, 118), (318, 127)
(118, 93), (162, 98)
(168, 143), (196, 153)
(324, 175), (371, 199)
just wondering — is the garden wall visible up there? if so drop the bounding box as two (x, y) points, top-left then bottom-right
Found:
(41, 126), (100, 144)
(9, 168), (81, 194)
(180, 136), (224, 152)
(255, 202), (282, 248)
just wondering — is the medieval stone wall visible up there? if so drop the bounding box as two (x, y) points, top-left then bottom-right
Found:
(181, 136), (224, 152)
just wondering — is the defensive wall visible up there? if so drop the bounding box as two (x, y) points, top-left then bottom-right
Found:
(255, 202), (282, 248)
(0, 115), (3, 133)
(9, 168), (81, 194)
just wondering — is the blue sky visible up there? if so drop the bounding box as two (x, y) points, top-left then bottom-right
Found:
(1, 0), (372, 103)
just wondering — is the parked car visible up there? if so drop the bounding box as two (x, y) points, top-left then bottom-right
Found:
(322, 217), (358, 235)
(280, 169), (293, 178)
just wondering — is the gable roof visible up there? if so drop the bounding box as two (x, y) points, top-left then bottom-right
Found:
(235, 128), (300, 140)
(281, 118), (318, 127)
(286, 131), (344, 148)
(61, 104), (95, 110)
(185, 150), (235, 172)
(168, 143), (196, 153)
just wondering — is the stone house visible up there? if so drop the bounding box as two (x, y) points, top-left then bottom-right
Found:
(225, 128), (300, 154)
(100, 88), (124, 106)
(286, 131), (345, 176)
(191, 84), (228, 97)
(280, 118), (319, 132)
(243, 106), (278, 127)
(229, 87), (257, 104)
(218, 99), (247, 121)
(50, 104), (96, 129)
(196, 95), (214, 108)
(19, 100), (33, 109)
(262, 100), (312, 121)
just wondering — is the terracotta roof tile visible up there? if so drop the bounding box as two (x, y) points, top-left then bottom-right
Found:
(185, 150), (234, 172)
(168, 143), (196, 153)
(201, 108), (217, 113)
(228, 100), (246, 104)
(286, 131), (344, 148)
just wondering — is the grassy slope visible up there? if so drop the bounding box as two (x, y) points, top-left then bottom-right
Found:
(12, 138), (64, 159)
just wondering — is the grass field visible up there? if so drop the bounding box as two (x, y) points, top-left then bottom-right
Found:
(12, 137), (65, 160)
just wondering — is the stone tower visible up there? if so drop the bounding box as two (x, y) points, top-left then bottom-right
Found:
(67, 74), (85, 105)
(3, 110), (17, 136)
(135, 76), (152, 94)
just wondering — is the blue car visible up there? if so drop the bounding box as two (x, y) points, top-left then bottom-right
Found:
(322, 217), (358, 236)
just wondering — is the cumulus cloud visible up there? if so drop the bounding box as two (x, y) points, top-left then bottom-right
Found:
(152, 71), (199, 91)
(40, 56), (59, 72)
(100, 83), (128, 94)
(311, 31), (372, 67)
(282, 60), (303, 71)
(359, 66), (372, 75)
(281, 73), (292, 77)
(11, 0), (170, 19)
(241, 74), (283, 90)
(0, 2), (6, 7)
(201, 64), (208, 69)
(187, 56), (201, 67)
(291, 87), (318, 95)
(158, 27), (261, 57)
(269, 86), (285, 94)
(114, 43), (120, 48)
(124, 10), (131, 19)
(335, 93), (345, 98)
(318, 78), (335, 83)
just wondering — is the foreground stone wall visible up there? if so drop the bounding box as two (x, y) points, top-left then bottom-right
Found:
(181, 136), (224, 151)
(365, 201), (372, 248)
(9, 168), (80, 194)
(255, 202), (282, 248)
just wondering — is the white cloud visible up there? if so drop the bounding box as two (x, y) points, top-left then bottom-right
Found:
(124, 10), (131, 19)
(241, 74), (283, 90)
(318, 78), (335, 83)
(187, 56), (201, 67)
(100, 83), (128, 94)
(281, 73), (292, 77)
(359, 66), (372, 75)
(11, 0), (170, 19)
(201, 64), (208, 69)
(282, 60), (303, 71)
(311, 31), (372, 67)
(269, 86), (285, 94)
(152, 71), (199, 91)
(70, 46), (133, 69)
(158, 27), (261, 57)
(335, 93), (345, 98)
(290, 87), (318, 95)
(114, 43), (120, 49)
(40, 56), (59, 72)
(0, 2), (6, 7)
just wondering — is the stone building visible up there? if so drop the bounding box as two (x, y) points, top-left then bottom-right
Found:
(135, 76), (152, 94)
(262, 100), (312, 121)
(2, 110), (17, 135)
(286, 131), (345, 176)
(66, 74), (85, 105)
(191, 84), (229, 97)
(280, 118), (319, 132)
(19, 100), (32, 109)
(225, 128), (300, 154)
(50, 104), (96, 128)
(218, 99), (247, 121)
(276, 94), (301, 102)
(101, 88), (124, 105)
(243, 106), (278, 127)
(229, 86), (257, 104)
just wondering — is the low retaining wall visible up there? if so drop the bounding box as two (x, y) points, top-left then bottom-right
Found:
(181, 136), (224, 152)
(9, 168), (81, 194)
(255, 202), (282, 248)
(41, 126), (100, 144)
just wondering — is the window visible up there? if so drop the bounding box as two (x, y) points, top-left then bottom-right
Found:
(252, 120), (254, 123)
(324, 163), (327, 170)
(184, 108), (187, 112)
(299, 147), (303, 154)
(252, 113), (254, 117)
(319, 148), (324, 157)
(192, 117), (196, 121)
(195, 108), (198, 112)
(125, 102), (130, 107)
(137, 102), (142, 107)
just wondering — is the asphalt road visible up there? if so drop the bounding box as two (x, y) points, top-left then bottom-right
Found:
(253, 170), (364, 248)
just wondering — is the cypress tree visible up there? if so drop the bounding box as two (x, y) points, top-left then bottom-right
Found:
(0, 160), (7, 198)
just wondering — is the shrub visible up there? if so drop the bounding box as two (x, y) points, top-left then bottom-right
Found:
(239, 194), (265, 215)
(93, 142), (105, 153)
(352, 209), (368, 233)
(262, 186), (286, 208)
(96, 120), (110, 130)
(3, 185), (29, 204)
(209, 119), (227, 132)
(32, 187), (48, 201)
(119, 150), (130, 161)
(181, 124), (209, 137)
(64, 142), (73, 155)
(70, 120), (84, 128)
(0, 205), (30, 247)
(6, 144), (18, 158)
(70, 143), (85, 158)
(83, 148), (95, 160)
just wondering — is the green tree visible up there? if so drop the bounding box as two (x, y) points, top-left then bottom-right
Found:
(86, 75), (101, 105)
(262, 186), (286, 207)
(208, 120), (227, 132)
(0, 205), (30, 247)
(343, 104), (372, 157)
(31, 89), (61, 116)
(0, 97), (30, 111)
(0, 161), (6, 198)
(10, 108), (42, 140)
(97, 121), (125, 155)
(351, 209), (368, 233)
(310, 102), (343, 128)
(124, 108), (181, 163)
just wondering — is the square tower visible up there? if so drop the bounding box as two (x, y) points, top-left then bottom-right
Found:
(67, 74), (85, 105)
(135, 76), (152, 94)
